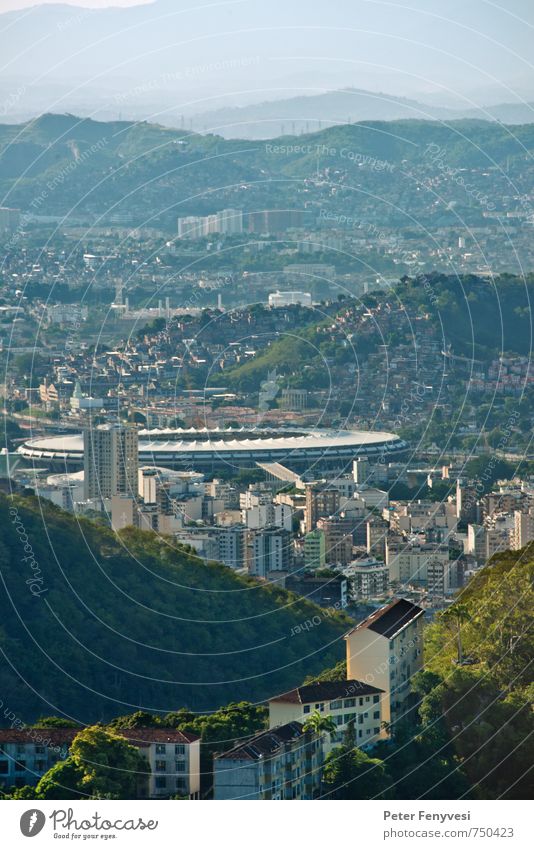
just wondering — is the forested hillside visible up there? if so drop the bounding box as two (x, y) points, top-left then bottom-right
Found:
(2, 115), (534, 227)
(0, 494), (349, 723)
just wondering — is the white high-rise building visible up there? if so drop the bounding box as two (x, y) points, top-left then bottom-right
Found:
(216, 208), (243, 235)
(177, 216), (205, 239)
(247, 528), (293, 578)
(177, 209), (243, 239)
(513, 508), (534, 550)
(83, 424), (138, 501)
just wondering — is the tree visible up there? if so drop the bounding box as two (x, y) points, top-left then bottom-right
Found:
(108, 711), (160, 729)
(35, 727), (148, 800)
(34, 716), (81, 729)
(322, 744), (389, 800)
(302, 710), (336, 736)
(442, 603), (471, 665)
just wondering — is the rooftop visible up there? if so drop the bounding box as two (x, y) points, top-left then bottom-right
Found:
(345, 598), (424, 640)
(0, 727), (199, 747)
(215, 721), (307, 761)
(269, 679), (383, 705)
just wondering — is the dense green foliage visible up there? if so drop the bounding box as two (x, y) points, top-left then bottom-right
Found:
(9, 727), (148, 800)
(303, 659), (347, 684)
(0, 494), (348, 722)
(328, 546), (534, 800)
(396, 272), (534, 358)
(323, 743), (390, 800)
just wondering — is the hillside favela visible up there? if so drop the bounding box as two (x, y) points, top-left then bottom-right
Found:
(0, 0), (533, 844)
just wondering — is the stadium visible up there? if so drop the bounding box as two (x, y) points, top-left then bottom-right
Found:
(17, 427), (407, 474)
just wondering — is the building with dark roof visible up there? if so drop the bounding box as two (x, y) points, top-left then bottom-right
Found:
(213, 721), (322, 800)
(345, 598), (425, 728)
(268, 680), (386, 753)
(284, 573), (348, 609)
(0, 727), (200, 799)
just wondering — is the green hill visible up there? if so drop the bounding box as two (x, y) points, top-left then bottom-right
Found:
(0, 494), (349, 724)
(223, 273), (534, 394)
(2, 115), (534, 229)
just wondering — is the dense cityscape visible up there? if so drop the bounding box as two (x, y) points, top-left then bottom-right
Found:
(0, 3), (532, 839)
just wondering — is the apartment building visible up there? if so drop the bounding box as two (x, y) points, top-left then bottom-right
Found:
(347, 556), (389, 599)
(213, 722), (322, 800)
(467, 521), (512, 564)
(345, 598), (424, 727)
(366, 517), (389, 560)
(386, 540), (450, 590)
(83, 423), (138, 501)
(285, 573), (348, 609)
(268, 680), (385, 754)
(0, 728), (200, 799)
(513, 508), (534, 550)
(214, 525), (247, 569)
(317, 515), (353, 565)
(305, 482), (340, 532)
(247, 527), (293, 577)
(303, 528), (326, 569)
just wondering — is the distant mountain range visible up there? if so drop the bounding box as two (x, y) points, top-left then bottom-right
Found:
(188, 89), (534, 139)
(1, 0), (534, 135)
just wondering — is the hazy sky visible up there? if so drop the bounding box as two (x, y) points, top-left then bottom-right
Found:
(1, 0), (533, 124)
(0, 0), (150, 9)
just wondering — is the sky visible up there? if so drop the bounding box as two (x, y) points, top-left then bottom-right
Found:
(0, 0), (150, 10)
(1, 0), (533, 125)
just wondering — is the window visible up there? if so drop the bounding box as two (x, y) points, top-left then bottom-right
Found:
(155, 744), (166, 755)
(0, 761), (8, 775)
(374, 728), (380, 735)
(15, 760), (26, 772)
(373, 694), (380, 704)
(344, 698), (355, 708)
(365, 696), (370, 703)
(35, 760), (46, 773)
(176, 778), (186, 791)
(358, 730), (363, 738)
(303, 705), (311, 714)
(330, 700), (342, 710)
(16, 745), (25, 754)
(359, 697), (364, 706)
(343, 714), (355, 725)
(366, 729), (371, 735)
(155, 777), (167, 789)
(373, 711), (380, 720)
(358, 715), (364, 724)
(175, 761), (186, 773)
(35, 746), (45, 754)
(155, 760), (166, 772)
(314, 703), (324, 712)
(334, 715), (344, 726)
(175, 744), (185, 756)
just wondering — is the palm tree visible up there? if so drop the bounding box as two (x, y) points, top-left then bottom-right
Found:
(443, 603), (471, 664)
(302, 710), (337, 736)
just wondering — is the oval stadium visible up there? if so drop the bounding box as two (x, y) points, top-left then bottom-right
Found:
(17, 427), (407, 474)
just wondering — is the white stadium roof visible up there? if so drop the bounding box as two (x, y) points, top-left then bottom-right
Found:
(17, 427), (406, 471)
